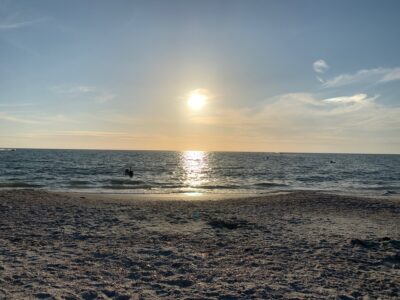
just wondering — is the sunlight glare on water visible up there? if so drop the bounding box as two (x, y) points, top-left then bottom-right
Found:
(181, 151), (209, 189)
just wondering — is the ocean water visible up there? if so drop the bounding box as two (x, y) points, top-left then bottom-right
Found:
(0, 149), (399, 196)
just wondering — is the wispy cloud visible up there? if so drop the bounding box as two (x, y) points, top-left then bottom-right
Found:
(323, 67), (400, 88)
(313, 59), (329, 74)
(94, 93), (117, 103)
(49, 85), (97, 94)
(268, 93), (398, 130)
(380, 68), (400, 82)
(0, 17), (48, 30)
(0, 112), (44, 124)
(50, 85), (116, 103)
(189, 92), (400, 143)
(0, 111), (76, 124)
(16, 130), (153, 141)
(54, 131), (129, 137)
(40, 114), (77, 123)
(0, 103), (34, 108)
(322, 93), (370, 104)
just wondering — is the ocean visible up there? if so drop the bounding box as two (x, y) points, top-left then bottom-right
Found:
(0, 149), (399, 196)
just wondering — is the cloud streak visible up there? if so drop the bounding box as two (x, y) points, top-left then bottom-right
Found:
(380, 68), (400, 82)
(323, 67), (400, 88)
(322, 93), (370, 104)
(0, 112), (44, 124)
(0, 111), (76, 125)
(50, 85), (116, 103)
(53, 131), (129, 137)
(0, 103), (34, 108)
(49, 85), (97, 94)
(190, 92), (400, 142)
(0, 17), (47, 30)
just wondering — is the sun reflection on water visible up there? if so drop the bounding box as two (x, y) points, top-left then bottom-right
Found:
(181, 150), (209, 190)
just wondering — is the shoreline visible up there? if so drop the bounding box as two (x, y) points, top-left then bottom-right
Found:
(61, 189), (400, 201)
(1, 187), (399, 202)
(0, 189), (399, 299)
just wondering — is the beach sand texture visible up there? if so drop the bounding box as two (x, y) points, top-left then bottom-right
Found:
(0, 190), (399, 299)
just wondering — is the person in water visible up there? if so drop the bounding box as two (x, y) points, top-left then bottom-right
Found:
(124, 167), (133, 178)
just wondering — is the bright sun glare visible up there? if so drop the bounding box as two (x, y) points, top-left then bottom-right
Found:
(187, 90), (207, 110)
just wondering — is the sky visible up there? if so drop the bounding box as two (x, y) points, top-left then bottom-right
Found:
(0, 0), (399, 153)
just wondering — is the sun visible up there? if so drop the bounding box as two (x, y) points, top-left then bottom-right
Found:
(187, 90), (207, 110)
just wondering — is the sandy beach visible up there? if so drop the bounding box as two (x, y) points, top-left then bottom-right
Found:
(0, 190), (399, 299)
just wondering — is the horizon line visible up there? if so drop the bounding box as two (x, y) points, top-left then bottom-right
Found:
(1, 146), (399, 155)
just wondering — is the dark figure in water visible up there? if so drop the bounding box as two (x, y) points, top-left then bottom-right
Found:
(124, 167), (133, 178)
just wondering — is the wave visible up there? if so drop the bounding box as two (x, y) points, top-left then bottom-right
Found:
(196, 184), (241, 190)
(154, 183), (184, 189)
(364, 186), (400, 191)
(68, 180), (93, 189)
(213, 166), (245, 170)
(296, 175), (336, 182)
(69, 180), (91, 185)
(0, 182), (43, 188)
(109, 179), (145, 185)
(253, 182), (288, 187)
(101, 185), (153, 190)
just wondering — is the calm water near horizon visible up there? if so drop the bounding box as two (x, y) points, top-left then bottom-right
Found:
(0, 149), (399, 196)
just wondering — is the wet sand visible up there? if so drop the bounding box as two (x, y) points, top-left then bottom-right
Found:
(0, 189), (399, 299)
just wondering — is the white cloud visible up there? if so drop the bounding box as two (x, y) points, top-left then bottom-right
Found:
(263, 93), (399, 130)
(189, 92), (400, 148)
(323, 67), (400, 88)
(322, 93), (369, 104)
(380, 68), (400, 82)
(313, 59), (329, 73)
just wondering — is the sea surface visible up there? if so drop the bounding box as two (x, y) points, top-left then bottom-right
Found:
(0, 149), (399, 196)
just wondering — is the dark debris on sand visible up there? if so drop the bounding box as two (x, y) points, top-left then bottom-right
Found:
(207, 219), (254, 230)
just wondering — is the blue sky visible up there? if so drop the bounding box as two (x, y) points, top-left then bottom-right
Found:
(0, 0), (399, 153)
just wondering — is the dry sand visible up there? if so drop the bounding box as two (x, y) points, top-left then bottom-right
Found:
(0, 190), (399, 299)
